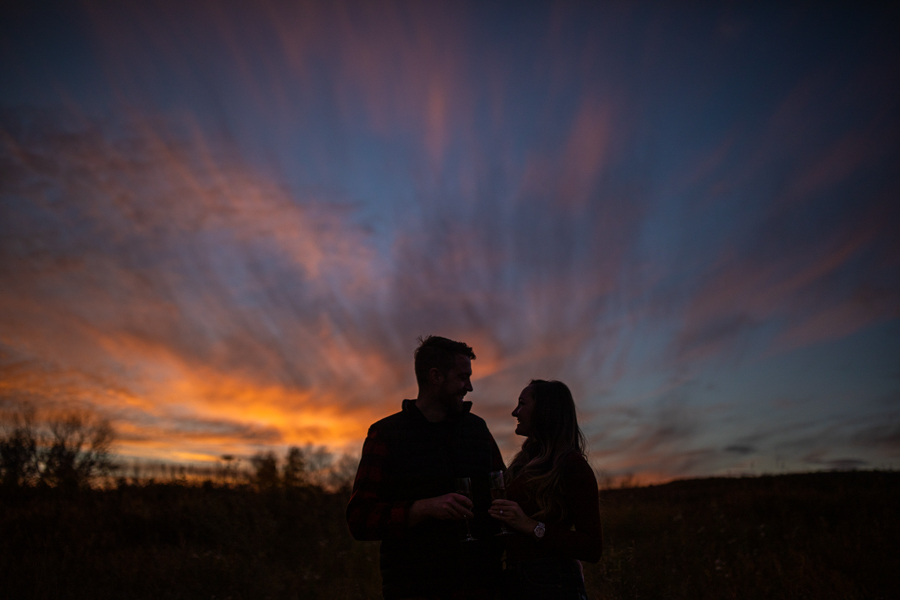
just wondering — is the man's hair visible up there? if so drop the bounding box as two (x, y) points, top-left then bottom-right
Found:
(414, 335), (476, 388)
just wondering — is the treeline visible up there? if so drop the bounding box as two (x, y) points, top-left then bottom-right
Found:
(0, 405), (358, 493)
(110, 447), (358, 490)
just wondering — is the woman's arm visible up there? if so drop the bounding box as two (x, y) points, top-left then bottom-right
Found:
(487, 454), (603, 562)
(540, 454), (602, 562)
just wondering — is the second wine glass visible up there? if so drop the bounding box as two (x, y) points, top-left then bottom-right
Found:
(488, 470), (514, 536)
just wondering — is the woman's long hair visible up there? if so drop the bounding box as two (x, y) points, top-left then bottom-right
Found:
(507, 380), (586, 520)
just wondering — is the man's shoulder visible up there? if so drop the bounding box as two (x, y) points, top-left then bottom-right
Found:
(366, 408), (491, 437)
(460, 410), (490, 431)
(456, 411), (496, 445)
(367, 408), (408, 435)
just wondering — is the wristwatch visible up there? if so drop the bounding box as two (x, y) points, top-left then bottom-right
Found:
(533, 521), (546, 540)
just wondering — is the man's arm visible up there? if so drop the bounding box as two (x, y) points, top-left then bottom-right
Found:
(346, 427), (411, 541)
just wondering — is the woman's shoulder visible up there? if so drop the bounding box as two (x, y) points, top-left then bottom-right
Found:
(560, 451), (597, 481)
(561, 449), (588, 465)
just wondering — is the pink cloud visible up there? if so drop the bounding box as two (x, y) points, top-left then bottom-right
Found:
(520, 95), (615, 209)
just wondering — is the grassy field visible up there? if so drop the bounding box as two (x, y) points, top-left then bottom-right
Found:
(585, 471), (898, 600)
(1, 471), (896, 599)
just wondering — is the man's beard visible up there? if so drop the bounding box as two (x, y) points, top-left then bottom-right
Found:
(441, 389), (465, 412)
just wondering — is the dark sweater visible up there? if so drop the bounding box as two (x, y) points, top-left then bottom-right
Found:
(347, 399), (505, 599)
(504, 451), (603, 563)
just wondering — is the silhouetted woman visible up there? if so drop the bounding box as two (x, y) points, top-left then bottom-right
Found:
(488, 380), (602, 600)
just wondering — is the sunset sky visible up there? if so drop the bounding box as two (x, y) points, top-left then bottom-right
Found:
(1, 1), (898, 482)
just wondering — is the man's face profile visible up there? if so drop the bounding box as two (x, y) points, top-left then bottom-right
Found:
(434, 354), (473, 413)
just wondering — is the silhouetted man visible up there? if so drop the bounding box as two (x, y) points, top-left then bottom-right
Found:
(347, 335), (505, 600)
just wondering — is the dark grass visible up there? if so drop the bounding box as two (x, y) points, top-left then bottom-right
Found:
(585, 471), (899, 600)
(1, 471), (897, 599)
(0, 483), (381, 599)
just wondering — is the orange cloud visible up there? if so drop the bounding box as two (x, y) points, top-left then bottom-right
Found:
(0, 107), (410, 462)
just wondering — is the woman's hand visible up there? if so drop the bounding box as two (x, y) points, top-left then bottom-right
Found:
(488, 499), (538, 536)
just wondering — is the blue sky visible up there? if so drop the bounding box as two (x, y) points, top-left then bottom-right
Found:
(1, 1), (898, 481)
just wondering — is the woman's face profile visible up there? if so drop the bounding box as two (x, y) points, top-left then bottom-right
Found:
(512, 385), (536, 437)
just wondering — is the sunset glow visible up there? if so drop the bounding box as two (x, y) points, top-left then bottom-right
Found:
(1, 1), (898, 482)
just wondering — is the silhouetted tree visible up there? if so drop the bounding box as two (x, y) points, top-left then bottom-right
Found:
(40, 410), (115, 490)
(325, 453), (359, 492)
(217, 454), (241, 485)
(0, 407), (40, 488)
(251, 450), (280, 490)
(1, 406), (116, 490)
(283, 446), (306, 488)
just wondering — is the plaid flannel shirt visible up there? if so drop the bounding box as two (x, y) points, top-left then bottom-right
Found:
(346, 411), (505, 541)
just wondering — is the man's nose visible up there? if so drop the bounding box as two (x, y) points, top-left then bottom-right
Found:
(465, 380), (473, 392)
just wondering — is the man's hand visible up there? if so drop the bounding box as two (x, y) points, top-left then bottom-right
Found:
(408, 493), (474, 526)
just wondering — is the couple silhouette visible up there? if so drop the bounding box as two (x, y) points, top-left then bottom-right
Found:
(347, 335), (602, 600)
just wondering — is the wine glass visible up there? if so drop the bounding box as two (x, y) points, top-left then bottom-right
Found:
(489, 470), (513, 536)
(455, 477), (477, 542)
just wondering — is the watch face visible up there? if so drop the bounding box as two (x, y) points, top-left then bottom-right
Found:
(534, 523), (546, 538)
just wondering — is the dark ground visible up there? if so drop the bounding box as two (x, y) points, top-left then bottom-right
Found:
(1, 471), (896, 599)
(584, 471), (898, 600)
